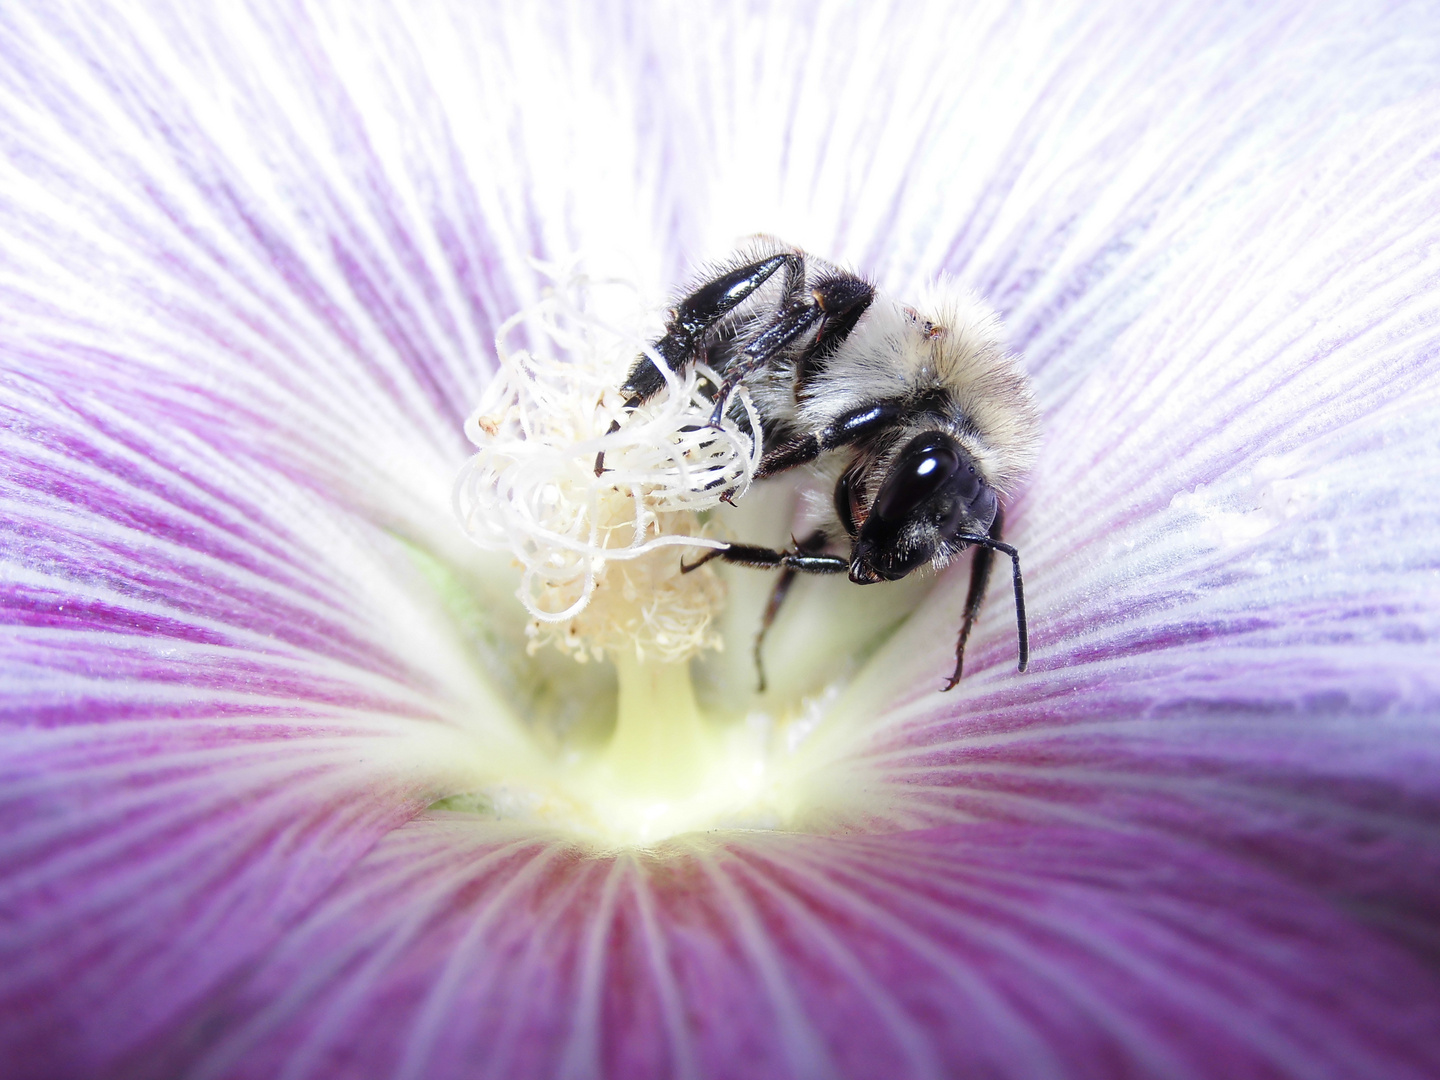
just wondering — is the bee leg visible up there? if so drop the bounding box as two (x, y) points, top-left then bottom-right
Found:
(707, 303), (823, 427)
(756, 400), (906, 478)
(795, 274), (874, 389)
(686, 542), (849, 575)
(621, 253), (803, 405)
(946, 509), (1029, 690)
(707, 276), (874, 428)
(752, 530), (828, 693)
(593, 418), (624, 476)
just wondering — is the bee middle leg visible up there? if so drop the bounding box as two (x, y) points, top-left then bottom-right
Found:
(751, 530), (829, 693)
(681, 531), (844, 694)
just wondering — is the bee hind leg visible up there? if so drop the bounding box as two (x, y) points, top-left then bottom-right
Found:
(602, 253), (803, 475)
(622, 253), (803, 404)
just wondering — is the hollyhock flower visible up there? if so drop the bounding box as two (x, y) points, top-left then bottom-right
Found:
(5, 0), (1440, 1076)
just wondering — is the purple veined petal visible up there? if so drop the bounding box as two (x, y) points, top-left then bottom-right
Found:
(0, 374), (510, 716)
(0, 2), (663, 1072)
(103, 820), (1440, 1080)
(3, 0), (1440, 1078)
(0, 367), (539, 1074)
(781, 94), (1440, 953)
(0, 731), (426, 1076)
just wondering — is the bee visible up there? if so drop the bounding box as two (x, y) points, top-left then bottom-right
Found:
(607, 238), (1039, 692)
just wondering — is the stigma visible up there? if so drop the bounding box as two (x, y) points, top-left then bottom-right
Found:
(454, 263), (758, 665)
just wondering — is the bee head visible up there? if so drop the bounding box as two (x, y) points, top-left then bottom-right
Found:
(848, 431), (997, 584)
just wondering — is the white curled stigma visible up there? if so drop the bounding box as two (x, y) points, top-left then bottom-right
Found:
(454, 261), (760, 664)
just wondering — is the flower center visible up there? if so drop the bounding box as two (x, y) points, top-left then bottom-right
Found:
(436, 264), (918, 846)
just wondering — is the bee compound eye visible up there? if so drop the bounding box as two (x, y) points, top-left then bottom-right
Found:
(970, 483), (999, 531)
(953, 462), (981, 503)
(936, 472), (997, 534)
(873, 442), (961, 522)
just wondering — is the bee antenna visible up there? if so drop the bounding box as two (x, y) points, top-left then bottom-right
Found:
(953, 533), (1028, 672)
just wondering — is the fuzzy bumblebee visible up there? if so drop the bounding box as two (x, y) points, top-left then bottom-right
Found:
(612, 238), (1040, 691)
